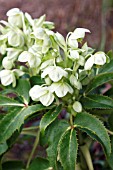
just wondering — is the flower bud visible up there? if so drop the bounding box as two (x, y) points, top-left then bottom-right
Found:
(2, 57), (13, 69)
(73, 101), (82, 113)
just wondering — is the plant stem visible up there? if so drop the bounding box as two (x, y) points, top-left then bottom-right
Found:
(107, 129), (113, 135)
(80, 144), (94, 170)
(26, 129), (40, 169)
(70, 114), (73, 126)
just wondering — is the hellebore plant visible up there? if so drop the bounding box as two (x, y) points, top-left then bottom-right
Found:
(0, 8), (113, 170)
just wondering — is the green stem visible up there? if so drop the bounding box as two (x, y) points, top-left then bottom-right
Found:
(23, 126), (39, 131)
(26, 130), (40, 169)
(21, 131), (37, 137)
(80, 144), (94, 170)
(70, 114), (73, 126)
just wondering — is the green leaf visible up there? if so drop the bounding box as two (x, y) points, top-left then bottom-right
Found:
(81, 94), (113, 109)
(46, 120), (69, 169)
(58, 129), (78, 170)
(14, 79), (31, 105)
(40, 105), (62, 133)
(0, 95), (24, 107)
(2, 161), (24, 170)
(85, 72), (113, 94)
(99, 60), (113, 73)
(0, 142), (8, 155)
(74, 112), (111, 157)
(108, 136), (113, 169)
(28, 157), (49, 170)
(0, 104), (47, 143)
(30, 76), (45, 86)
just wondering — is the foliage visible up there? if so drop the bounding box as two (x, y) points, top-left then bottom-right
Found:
(0, 8), (113, 170)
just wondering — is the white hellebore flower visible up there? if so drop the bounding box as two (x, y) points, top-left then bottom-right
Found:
(18, 51), (41, 68)
(69, 50), (79, 61)
(70, 75), (82, 90)
(7, 8), (23, 28)
(41, 66), (68, 82)
(55, 32), (66, 48)
(29, 85), (54, 106)
(0, 69), (23, 87)
(73, 28), (90, 39)
(2, 57), (13, 69)
(0, 70), (15, 86)
(8, 31), (24, 47)
(73, 101), (82, 113)
(94, 52), (106, 65)
(68, 33), (78, 49)
(84, 55), (94, 70)
(51, 81), (73, 98)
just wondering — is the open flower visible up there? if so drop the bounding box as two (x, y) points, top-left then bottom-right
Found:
(93, 52), (106, 65)
(50, 81), (73, 98)
(41, 66), (68, 82)
(73, 28), (90, 40)
(0, 69), (24, 87)
(18, 51), (41, 68)
(29, 85), (54, 106)
(6, 8), (23, 28)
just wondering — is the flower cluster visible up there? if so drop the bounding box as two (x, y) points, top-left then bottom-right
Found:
(0, 8), (108, 114)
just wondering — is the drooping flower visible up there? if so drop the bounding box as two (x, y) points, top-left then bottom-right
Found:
(29, 85), (54, 106)
(50, 81), (73, 98)
(41, 66), (68, 82)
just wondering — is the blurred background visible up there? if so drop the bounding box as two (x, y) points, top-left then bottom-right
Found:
(0, 0), (113, 51)
(0, 0), (113, 169)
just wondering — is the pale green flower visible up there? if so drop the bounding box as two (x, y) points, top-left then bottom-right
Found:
(84, 55), (94, 70)
(70, 75), (82, 90)
(67, 34), (78, 49)
(55, 32), (66, 48)
(69, 50), (79, 61)
(7, 8), (23, 28)
(73, 101), (82, 112)
(41, 66), (68, 82)
(0, 69), (23, 87)
(94, 52), (106, 65)
(50, 81), (73, 97)
(6, 48), (22, 61)
(40, 59), (54, 70)
(8, 30), (24, 47)
(2, 57), (13, 69)
(0, 70), (15, 86)
(18, 51), (41, 68)
(29, 85), (54, 106)
(73, 28), (90, 39)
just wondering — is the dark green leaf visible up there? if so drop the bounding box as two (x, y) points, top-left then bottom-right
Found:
(46, 120), (69, 169)
(0, 95), (24, 107)
(0, 104), (46, 143)
(81, 94), (113, 109)
(30, 76), (45, 86)
(40, 105), (62, 133)
(108, 136), (113, 169)
(14, 79), (31, 105)
(74, 112), (111, 157)
(85, 72), (113, 94)
(99, 59), (113, 73)
(2, 161), (24, 170)
(28, 157), (49, 170)
(58, 129), (78, 170)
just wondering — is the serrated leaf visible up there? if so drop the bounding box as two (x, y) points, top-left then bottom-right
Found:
(0, 95), (24, 107)
(0, 104), (47, 143)
(108, 136), (113, 169)
(14, 79), (31, 105)
(40, 105), (62, 133)
(2, 161), (24, 170)
(74, 112), (111, 157)
(81, 94), (113, 109)
(28, 157), (49, 170)
(85, 72), (113, 94)
(99, 60), (113, 73)
(46, 120), (69, 169)
(58, 129), (78, 170)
